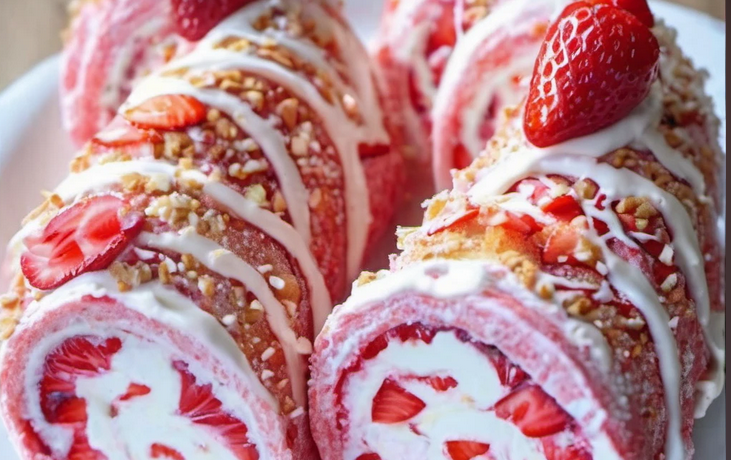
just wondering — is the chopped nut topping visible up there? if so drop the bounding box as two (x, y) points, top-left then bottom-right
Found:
(23, 193), (65, 225)
(276, 98), (299, 130)
(291, 135), (309, 156)
(110, 261), (153, 291)
(341, 94), (359, 119)
(309, 188), (322, 209)
(0, 316), (18, 340)
(245, 184), (268, 207)
(215, 118), (238, 140)
(257, 48), (294, 68)
(659, 245), (674, 265)
(198, 275), (216, 297)
(573, 179), (598, 200)
(565, 296), (593, 317)
(244, 91), (264, 111)
(163, 132), (194, 159)
(221, 314), (237, 326)
(158, 262), (172, 284)
(661, 273), (678, 292)
(268, 276), (285, 290)
(272, 190), (287, 213)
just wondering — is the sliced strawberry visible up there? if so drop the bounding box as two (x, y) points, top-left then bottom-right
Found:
(542, 228), (580, 265)
(21, 195), (144, 290)
(494, 385), (571, 438)
(124, 94), (207, 131)
(171, 0), (255, 41)
(20, 420), (52, 456)
(111, 383), (152, 417)
(151, 443), (185, 460)
(174, 361), (259, 460)
(356, 454), (382, 460)
(68, 431), (105, 460)
(371, 379), (426, 424)
(542, 195), (583, 222)
(428, 209), (479, 235)
(359, 143), (392, 158)
(394, 323), (439, 345)
(588, 0), (654, 27)
(363, 322), (441, 360)
(524, 2), (660, 147)
(592, 218), (610, 236)
(426, 4), (457, 55)
(542, 437), (593, 460)
(500, 212), (542, 235)
(445, 440), (491, 460)
(426, 376), (458, 392)
(92, 115), (163, 148)
(425, 3), (457, 84)
(40, 336), (123, 424)
(490, 353), (529, 389)
(51, 397), (88, 424)
(118, 383), (152, 402)
(453, 144), (474, 171)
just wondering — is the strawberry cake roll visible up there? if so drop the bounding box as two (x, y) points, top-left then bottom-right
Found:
(373, 0), (549, 179)
(375, 0), (660, 189)
(61, 0), (287, 146)
(311, 2), (724, 459)
(0, 1), (400, 459)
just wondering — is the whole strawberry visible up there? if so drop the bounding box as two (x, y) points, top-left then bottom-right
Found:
(171, 0), (255, 41)
(589, 0), (655, 27)
(524, 1), (660, 148)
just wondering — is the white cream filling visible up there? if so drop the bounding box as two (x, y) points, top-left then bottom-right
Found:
(20, 272), (277, 411)
(14, 273), (282, 458)
(76, 334), (243, 460)
(325, 260), (621, 459)
(344, 330), (548, 460)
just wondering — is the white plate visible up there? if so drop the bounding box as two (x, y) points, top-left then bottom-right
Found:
(0, 1), (725, 458)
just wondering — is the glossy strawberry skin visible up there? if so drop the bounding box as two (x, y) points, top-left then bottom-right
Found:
(589, 0), (654, 27)
(171, 0), (255, 41)
(524, 2), (660, 147)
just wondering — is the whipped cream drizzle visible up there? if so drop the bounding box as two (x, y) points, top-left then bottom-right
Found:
(139, 229), (308, 406)
(9, 0), (390, 422)
(129, 0), (389, 279)
(374, 2), (721, 455)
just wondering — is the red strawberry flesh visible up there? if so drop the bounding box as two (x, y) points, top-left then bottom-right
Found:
(171, 0), (256, 41)
(21, 195), (144, 290)
(174, 361), (259, 460)
(524, 2), (660, 147)
(124, 94), (207, 131)
(494, 384), (571, 438)
(371, 378), (426, 424)
(445, 440), (491, 460)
